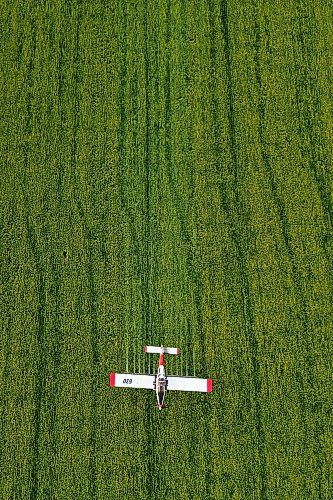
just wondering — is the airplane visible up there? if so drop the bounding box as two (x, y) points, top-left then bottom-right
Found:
(109, 345), (213, 410)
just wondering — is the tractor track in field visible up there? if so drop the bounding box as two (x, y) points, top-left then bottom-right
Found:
(144, 1), (152, 373)
(118, 0), (147, 376)
(17, 13), (46, 500)
(143, 3), (155, 499)
(3, 10), (61, 498)
(213, 2), (268, 497)
(47, 251), (61, 496)
(56, 11), (66, 209)
(252, 6), (328, 496)
(293, 1), (333, 313)
(292, 5), (331, 495)
(163, 23), (196, 274)
(164, 5), (212, 494)
(23, 208), (46, 500)
(295, 1), (333, 238)
(70, 6), (98, 498)
(0, 317), (11, 459)
(164, 0), (205, 368)
(298, 6), (333, 283)
(164, 72), (206, 374)
(254, 0), (320, 426)
(44, 9), (67, 495)
(0, 213), (15, 485)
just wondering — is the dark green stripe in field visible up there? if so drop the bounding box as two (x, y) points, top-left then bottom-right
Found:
(1, 1), (332, 499)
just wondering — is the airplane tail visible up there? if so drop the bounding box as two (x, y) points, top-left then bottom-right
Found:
(145, 345), (180, 355)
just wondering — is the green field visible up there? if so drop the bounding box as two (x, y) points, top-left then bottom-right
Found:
(1, 1), (333, 499)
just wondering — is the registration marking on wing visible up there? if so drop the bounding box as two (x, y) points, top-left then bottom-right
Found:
(110, 373), (155, 390)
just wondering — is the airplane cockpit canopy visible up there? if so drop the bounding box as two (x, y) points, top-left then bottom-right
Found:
(156, 378), (166, 406)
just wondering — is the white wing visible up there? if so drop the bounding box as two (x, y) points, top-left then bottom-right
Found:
(110, 372), (155, 390)
(167, 376), (213, 393)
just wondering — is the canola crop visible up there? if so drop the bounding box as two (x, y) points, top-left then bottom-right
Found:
(1, 1), (332, 499)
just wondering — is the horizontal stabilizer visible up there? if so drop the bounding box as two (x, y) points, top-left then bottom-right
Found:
(167, 376), (213, 393)
(145, 346), (180, 355)
(110, 372), (155, 390)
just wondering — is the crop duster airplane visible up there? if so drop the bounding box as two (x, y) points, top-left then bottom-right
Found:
(110, 345), (213, 409)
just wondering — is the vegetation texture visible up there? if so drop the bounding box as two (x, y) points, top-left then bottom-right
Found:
(1, 0), (332, 499)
